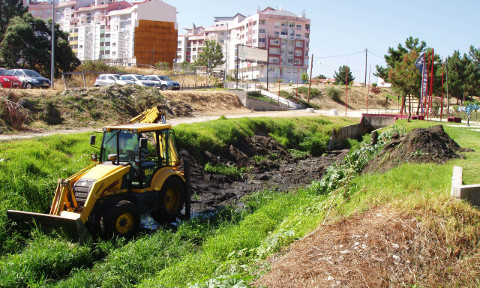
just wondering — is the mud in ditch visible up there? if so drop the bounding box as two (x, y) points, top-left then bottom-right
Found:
(179, 135), (349, 213)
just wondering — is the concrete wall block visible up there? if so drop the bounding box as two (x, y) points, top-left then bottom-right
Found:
(450, 166), (463, 198)
(460, 184), (480, 206)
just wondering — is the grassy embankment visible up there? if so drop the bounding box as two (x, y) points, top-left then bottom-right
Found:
(0, 115), (355, 287)
(0, 117), (479, 287)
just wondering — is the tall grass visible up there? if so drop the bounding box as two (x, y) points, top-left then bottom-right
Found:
(2, 119), (478, 287)
(174, 116), (355, 160)
(0, 134), (95, 255)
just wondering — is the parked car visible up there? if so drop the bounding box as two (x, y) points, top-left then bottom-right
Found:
(0, 69), (21, 88)
(122, 74), (156, 87)
(8, 69), (51, 89)
(145, 75), (181, 90)
(94, 74), (135, 87)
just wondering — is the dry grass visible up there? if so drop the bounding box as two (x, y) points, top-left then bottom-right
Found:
(255, 202), (480, 288)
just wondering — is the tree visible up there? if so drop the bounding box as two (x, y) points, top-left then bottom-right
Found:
(447, 49), (480, 103)
(195, 40), (224, 68)
(315, 74), (327, 79)
(388, 50), (421, 114)
(0, 0), (27, 41)
(375, 36), (427, 80)
(0, 13), (80, 77)
(333, 65), (354, 85)
(301, 73), (309, 83)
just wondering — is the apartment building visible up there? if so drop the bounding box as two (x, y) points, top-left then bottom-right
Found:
(176, 7), (310, 83)
(27, 0), (178, 66)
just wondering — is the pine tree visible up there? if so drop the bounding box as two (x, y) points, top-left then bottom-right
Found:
(195, 40), (224, 69)
(334, 65), (354, 85)
(0, 13), (80, 76)
(0, 0), (28, 40)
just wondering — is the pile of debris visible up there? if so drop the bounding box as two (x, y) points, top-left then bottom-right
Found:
(364, 125), (469, 173)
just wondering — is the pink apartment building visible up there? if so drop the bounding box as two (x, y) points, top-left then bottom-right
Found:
(177, 7), (310, 83)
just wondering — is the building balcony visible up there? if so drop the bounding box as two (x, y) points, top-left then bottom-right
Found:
(70, 40), (78, 45)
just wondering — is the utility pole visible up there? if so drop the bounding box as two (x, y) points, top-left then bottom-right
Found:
(307, 54), (314, 103)
(50, 0), (55, 89)
(446, 58), (449, 116)
(236, 44), (239, 89)
(367, 65), (371, 113)
(364, 48), (368, 86)
(151, 47), (155, 66)
(345, 66), (348, 116)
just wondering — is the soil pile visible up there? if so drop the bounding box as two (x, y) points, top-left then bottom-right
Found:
(180, 135), (348, 212)
(255, 207), (473, 287)
(364, 125), (467, 174)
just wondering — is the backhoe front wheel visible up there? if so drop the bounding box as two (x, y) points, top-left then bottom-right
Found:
(101, 200), (140, 238)
(152, 177), (185, 223)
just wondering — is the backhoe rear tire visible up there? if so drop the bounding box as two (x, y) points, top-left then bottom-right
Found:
(152, 177), (185, 223)
(101, 200), (140, 238)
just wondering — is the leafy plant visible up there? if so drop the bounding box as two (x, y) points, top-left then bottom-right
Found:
(205, 163), (246, 180)
(325, 86), (341, 102)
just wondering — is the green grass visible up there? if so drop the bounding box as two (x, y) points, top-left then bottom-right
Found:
(204, 163), (246, 180)
(2, 119), (479, 287)
(174, 116), (355, 161)
(0, 134), (95, 255)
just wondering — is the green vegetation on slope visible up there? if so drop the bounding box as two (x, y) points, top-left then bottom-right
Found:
(1, 118), (479, 287)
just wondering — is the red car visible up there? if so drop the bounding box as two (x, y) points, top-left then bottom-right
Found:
(0, 69), (21, 88)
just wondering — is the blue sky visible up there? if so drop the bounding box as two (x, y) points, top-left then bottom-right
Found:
(173, 0), (478, 83)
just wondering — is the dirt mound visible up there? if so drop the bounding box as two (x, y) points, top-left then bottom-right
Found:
(179, 135), (348, 212)
(364, 125), (466, 174)
(255, 206), (470, 287)
(162, 91), (247, 114)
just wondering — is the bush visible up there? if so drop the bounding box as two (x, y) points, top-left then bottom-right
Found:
(325, 86), (341, 102)
(371, 86), (381, 94)
(76, 60), (121, 74)
(297, 87), (321, 99)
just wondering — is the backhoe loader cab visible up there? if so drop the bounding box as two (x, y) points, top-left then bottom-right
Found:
(8, 122), (188, 241)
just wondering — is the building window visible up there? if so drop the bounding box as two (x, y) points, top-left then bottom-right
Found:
(274, 31), (279, 36)
(275, 22), (280, 28)
(259, 29), (265, 34)
(259, 38), (265, 43)
(295, 59), (300, 64)
(296, 24), (302, 30)
(259, 20), (265, 25)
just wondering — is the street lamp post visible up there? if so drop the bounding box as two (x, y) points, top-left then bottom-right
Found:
(50, 0), (55, 89)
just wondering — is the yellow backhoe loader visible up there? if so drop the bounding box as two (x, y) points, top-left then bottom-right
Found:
(7, 107), (191, 241)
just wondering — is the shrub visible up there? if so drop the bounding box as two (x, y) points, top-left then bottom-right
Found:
(204, 163), (246, 180)
(325, 86), (341, 102)
(371, 86), (381, 94)
(296, 87), (321, 99)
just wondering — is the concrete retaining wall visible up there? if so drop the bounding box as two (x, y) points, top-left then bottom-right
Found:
(451, 166), (480, 206)
(327, 123), (365, 150)
(327, 114), (406, 150)
(227, 89), (287, 111)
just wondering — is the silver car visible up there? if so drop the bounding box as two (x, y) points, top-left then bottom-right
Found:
(145, 75), (181, 90)
(122, 74), (156, 87)
(94, 74), (135, 86)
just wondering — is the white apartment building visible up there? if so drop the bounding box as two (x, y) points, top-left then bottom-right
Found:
(177, 7), (311, 83)
(44, 0), (178, 66)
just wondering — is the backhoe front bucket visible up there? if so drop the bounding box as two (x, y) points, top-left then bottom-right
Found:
(7, 210), (92, 243)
